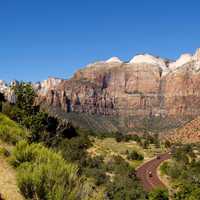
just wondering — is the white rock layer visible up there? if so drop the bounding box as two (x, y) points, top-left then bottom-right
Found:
(0, 80), (7, 93)
(129, 54), (169, 75)
(38, 77), (62, 96)
(106, 57), (122, 63)
(169, 54), (192, 70)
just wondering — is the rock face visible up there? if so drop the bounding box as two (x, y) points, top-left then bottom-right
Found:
(2, 49), (200, 131)
(35, 49), (200, 127)
(0, 80), (7, 93)
(0, 80), (17, 104)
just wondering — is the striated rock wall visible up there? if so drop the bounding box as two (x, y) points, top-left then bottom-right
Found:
(35, 49), (200, 123)
(0, 80), (17, 104)
(2, 49), (200, 131)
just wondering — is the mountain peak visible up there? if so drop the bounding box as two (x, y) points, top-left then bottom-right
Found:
(105, 57), (122, 63)
(169, 53), (192, 70)
(129, 54), (165, 66)
(193, 48), (200, 61)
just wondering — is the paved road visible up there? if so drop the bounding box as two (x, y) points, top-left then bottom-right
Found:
(136, 153), (171, 191)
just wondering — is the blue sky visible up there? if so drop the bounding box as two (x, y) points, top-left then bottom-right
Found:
(0, 0), (200, 82)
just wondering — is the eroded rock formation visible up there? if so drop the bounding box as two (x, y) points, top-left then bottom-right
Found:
(2, 49), (200, 131)
(35, 49), (200, 122)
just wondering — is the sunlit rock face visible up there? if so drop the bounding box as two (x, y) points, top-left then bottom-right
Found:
(168, 54), (192, 70)
(34, 77), (65, 109)
(0, 80), (7, 93)
(129, 54), (169, 75)
(2, 49), (200, 129)
(35, 49), (200, 122)
(0, 80), (17, 104)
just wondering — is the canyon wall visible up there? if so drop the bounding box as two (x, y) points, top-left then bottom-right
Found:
(36, 49), (200, 120)
(2, 49), (200, 131)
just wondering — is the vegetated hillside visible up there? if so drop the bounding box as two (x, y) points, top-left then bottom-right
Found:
(47, 106), (120, 133)
(46, 106), (188, 134)
(0, 113), (25, 200)
(0, 113), (28, 144)
(160, 144), (200, 199)
(0, 83), (150, 200)
(3, 50), (200, 133)
(166, 116), (200, 143)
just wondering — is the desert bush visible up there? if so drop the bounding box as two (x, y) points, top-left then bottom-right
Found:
(11, 140), (84, 200)
(106, 172), (146, 200)
(163, 144), (200, 199)
(160, 161), (170, 175)
(0, 147), (10, 157)
(82, 156), (108, 186)
(127, 150), (144, 161)
(84, 167), (108, 186)
(58, 133), (91, 164)
(148, 188), (169, 200)
(115, 132), (124, 142)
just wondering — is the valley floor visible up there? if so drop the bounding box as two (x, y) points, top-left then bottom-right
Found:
(88, 137), (165, 168)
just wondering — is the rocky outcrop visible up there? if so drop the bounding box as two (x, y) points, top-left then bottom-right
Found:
(0, 80), (17, 104)
(166, 116), (200, 143)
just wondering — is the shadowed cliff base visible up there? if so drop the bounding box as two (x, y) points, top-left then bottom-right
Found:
(43, 105), (193, 134)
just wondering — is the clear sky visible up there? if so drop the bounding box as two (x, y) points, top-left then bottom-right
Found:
(1, 0), (200, 82)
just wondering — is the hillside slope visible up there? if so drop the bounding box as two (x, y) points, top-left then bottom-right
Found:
(0, 113), (24, 200)
(166, 116), (200, 143)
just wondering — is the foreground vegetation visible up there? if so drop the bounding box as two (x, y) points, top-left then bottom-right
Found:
(0, 129), (24, 200)
(160, 143), (200, 200)
(0, 84), (147, 199)
(0, 83), (170, 199)
(11, 140), (84, 200)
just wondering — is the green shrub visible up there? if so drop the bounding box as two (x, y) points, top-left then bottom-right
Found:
(84, 167), (108, 186)
(148, 188), (169, 200)
(10, 140), (39, 167)
(106, 173), (146, 200)
(127, 150), (144, 161)
(0, 147), (10, 157)
(115, 132), (124, 142)
(11, 141), (85, 200)
(105, 155), (145, 199)
(58, 134), (91, 164)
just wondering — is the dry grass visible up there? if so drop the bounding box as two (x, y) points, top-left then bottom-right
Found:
(0, 158), (24, 200)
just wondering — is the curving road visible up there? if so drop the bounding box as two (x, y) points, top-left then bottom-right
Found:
(136, 152), (171, 191)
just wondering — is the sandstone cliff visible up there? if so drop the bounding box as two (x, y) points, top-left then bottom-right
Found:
(2, 49), (200, 132)
(36, 49), (200, 121)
